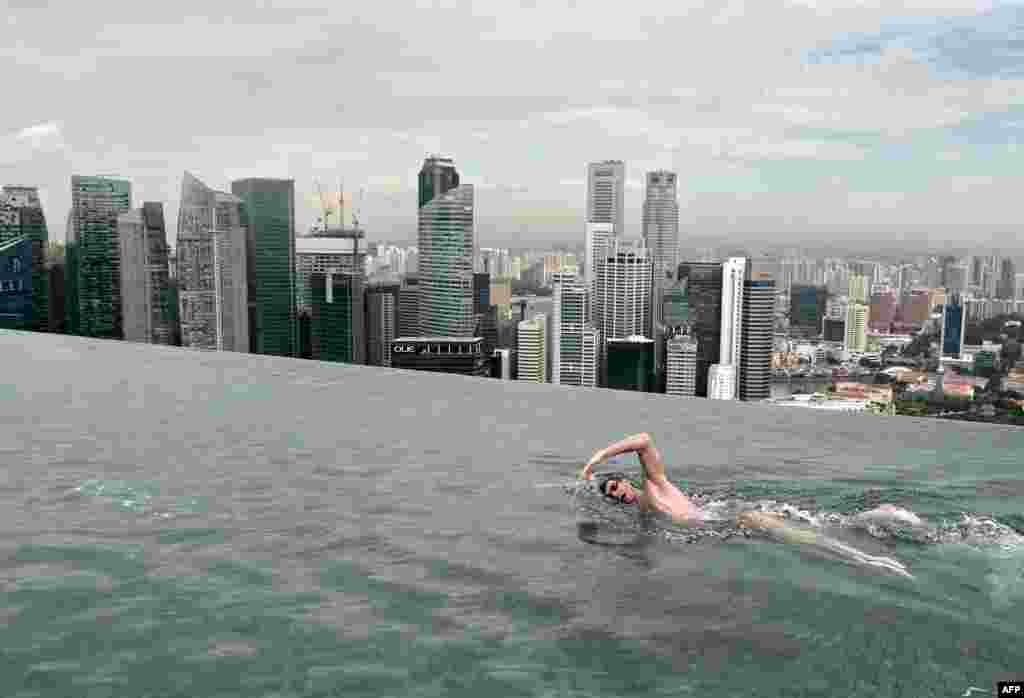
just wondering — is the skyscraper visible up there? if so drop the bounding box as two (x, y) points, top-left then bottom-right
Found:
(552, 271), (596, 387)
(606, 336), (655, 392)
(844, 302), (867, 353)
(677, 261), (723, 397)
(118, 202), (173, 345)
(738, 275), (774, 402)
(296, 231), (367, 314)
(941, 293), (965, 358)
(398, 274), (420, 337)
(848, 272), (868, 304)
(719, 257), (747, 387)
(231, 178), (297, 357)
(642, 170), (679, 281)
(789, 284), (827, 334)
(176, 172), (248, 352)
(517, 314), (547, 383)
(665, 333), (698, 397)
(0, 186), (49, 331)
(417, 157), (474, 337)
(68, 176), (132, 338)
(584, 222), (616, 301)
(594, 239), (652, 342)
(999, 258), (1017, 300)
(586, 160), (625, 234)
(365, 279), (400, 367)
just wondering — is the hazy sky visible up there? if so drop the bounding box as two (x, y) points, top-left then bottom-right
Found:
(2, 1), (1023, 248)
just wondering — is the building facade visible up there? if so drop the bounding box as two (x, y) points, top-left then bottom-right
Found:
(517, 314), (547, 383)
(175, 172), (248, 352)
(844, 302), (868, 353)
(941, 294), (965, 358)
(0, 237), (32, 329)
(719, 258), (747, 382)
(677, 261), (723, 398)
(789, 284), (827, 333)
(310, 271), (365, 364)
(365, 279), (400, 367)
(586, 160), (625, 234)
(708, 363), (737, 400)
(118, 202), (173, 345)
(739, 276), (774, 401)
(641, 170), (679, 281)
(67, 176), (132, 338)
(296, 231), (367, 314)
(231, 178), (297, 357)
(605, 336), (655, 392)
(552, 271), (596, 387)
(390, 336), (489, 377)
(594, 239), (652, 341)
(665, 333), (698, 397)
(0, 186), (49, 331)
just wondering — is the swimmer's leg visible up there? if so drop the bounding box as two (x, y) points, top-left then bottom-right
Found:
(737, 512), (915, 579)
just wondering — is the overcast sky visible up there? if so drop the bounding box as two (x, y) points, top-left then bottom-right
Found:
(2, 0), (1023, 248)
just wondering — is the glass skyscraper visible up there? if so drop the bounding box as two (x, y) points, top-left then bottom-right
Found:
(231, 178), (297, 357)
(416, 157), (475, 337)
(642, 171), (679, 281)
(67, 176), (132, 338)
(0, 186), (49, 331)
(677, 261), (723, 398)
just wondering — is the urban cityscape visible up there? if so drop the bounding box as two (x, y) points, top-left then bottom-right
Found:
(2, 158), (1023, 424)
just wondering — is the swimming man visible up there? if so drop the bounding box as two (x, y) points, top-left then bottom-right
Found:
(580, 432), (917, 577)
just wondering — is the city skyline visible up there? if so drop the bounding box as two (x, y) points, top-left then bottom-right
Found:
(3, 2), (1024, 249)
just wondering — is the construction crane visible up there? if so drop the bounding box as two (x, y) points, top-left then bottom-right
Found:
(315, 179), (334, 233)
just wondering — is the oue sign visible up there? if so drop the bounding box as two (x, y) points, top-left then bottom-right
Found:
(393, 344), (417, 353)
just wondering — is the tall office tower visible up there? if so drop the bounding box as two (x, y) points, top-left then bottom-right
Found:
(738, 274), (774, 402)
(941, 293), (965, 358)
(970, 256), (984, 287)
(231, 178), (297, 357)
(642, 170), (679, 281)
(67, 176), (132, 338)
(606, 336), (655, 392)
(552, 271), (594, 386)
(677, 261), (723, 397)
(175, 172), (249, 352)
(365, 279), (400, 367)
(296, 230), (367, 313)
(844, 302), (868, 353)
(998, 258), (1017, 300)
(309, 271), (365, 364)
(586, 160), (625, 234)
(707, 363), (736, 400)
(718, 258), (747, 394)
(665, 333), (698, 397)
(789, 284), (827, 335)
(517, 314), (547, 383)
(398, 274), (420, 337)
(985, 254), (1000, 297)
(0, 186), (49, 330)
(117, 202), (173, 345)
(594, 239), (652, 342)
(869, 287), (898, 333)
(417, 157), (474, 337)
(848, 272), (868, 304)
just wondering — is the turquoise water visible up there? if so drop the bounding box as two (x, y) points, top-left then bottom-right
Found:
(1, 331), (1022, 697)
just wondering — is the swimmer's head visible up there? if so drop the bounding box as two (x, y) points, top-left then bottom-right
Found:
(597, 473), (639, 505)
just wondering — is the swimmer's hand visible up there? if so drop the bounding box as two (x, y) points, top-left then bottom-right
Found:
(580, 448), (607, 480)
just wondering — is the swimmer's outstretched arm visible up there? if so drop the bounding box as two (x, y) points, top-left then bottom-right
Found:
(580, 433), (665, 481)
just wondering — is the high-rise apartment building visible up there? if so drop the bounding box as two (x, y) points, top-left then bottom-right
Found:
(642, 171), (679, 281)
(517, 314), (547, 383)
(586, 160), (625, 234)
(665, 333), (698, 397)
(0, 186), (49, 330)
(848, 272), (868, 305)
(67, 176), (132, 338)
(231, 178), (297, 357)
(738, 275), (774, 401)
(677, 261), (723, 397)
(365, 279), (400, 367)
(594, 239), (652, 342)
(176, 172), (248, 352)
(417, 157), (474, 337)
(844, 302), (868, 353)
(118, 202), (173, 345)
